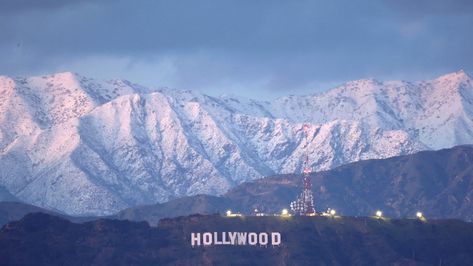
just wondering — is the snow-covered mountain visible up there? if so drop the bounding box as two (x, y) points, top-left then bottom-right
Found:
(0, 70), (472, 215)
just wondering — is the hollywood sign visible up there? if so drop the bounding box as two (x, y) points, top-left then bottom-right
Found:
(191, 232), (281, 247)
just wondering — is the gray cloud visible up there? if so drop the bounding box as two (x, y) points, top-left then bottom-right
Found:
(0, 0), (472, 98)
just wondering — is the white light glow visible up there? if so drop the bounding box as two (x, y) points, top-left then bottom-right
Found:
(281, 209), (289, 216)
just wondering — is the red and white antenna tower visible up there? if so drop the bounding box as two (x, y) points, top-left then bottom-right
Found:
(290, 124), (316, 216)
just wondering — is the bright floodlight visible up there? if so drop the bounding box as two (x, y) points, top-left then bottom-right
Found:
(281, 209), (289, 216)
(330, 209), (336, 216)
(226, 210), (232, 216)
(416, 212), (423, 218)
(375, 210), (383, 218)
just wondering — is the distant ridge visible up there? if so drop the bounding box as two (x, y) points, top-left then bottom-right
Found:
(1, 71), (473, 215)
(0, 201), (99, 226)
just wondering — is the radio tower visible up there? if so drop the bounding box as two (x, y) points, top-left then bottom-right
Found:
(290, 124), (316, 216)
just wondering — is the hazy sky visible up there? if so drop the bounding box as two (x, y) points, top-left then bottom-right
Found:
(1, 0), (472, 98)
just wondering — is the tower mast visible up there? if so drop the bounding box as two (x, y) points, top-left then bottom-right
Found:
(290, 124), (316, 215)
(302, 124), (315, 215)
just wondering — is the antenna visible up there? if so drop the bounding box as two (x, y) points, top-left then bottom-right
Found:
(290, 124), (316, 216)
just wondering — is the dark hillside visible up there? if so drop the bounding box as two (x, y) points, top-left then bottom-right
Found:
(1, 213), (473, 265)
(117, 145), (473, 224)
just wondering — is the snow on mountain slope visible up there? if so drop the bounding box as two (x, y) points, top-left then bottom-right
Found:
(267, 70), (473, 149)
(0, 73), (150, 150)
(0, 71), (471, 215)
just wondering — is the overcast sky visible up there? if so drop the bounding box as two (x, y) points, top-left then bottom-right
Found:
(1, 0), (472, 98)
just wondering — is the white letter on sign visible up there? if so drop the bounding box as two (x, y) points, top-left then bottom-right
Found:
(214, 232), (223, 245)
(237, 232), (247, 245)
(259, 233), (268, 246)
(191, 233), (201, 247)
(222, 232), (231, 244)
(248, 233), (257, 245)
(203, 232), (212, 246)
(229, 232), (237, 245)
(271, 232), (281, 246)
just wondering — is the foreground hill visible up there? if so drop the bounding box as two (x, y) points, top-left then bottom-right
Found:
(1, 71), (472, 215)
(116, 145), (473, 224)
(1, 213), (473, 265)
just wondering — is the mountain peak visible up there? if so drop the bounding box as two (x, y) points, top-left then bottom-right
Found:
(345, 78), (383, 86)
(22, 72), (83, 88)
(47, 71), (81, 81)
(435, 70), (471, 83)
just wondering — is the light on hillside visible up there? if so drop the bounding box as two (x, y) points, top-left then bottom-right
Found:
(375, 210), (383, 218)
(281, 209), (289, 216)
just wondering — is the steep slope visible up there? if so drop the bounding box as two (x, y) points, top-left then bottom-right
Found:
(116, 145), (473, 223)
(2, 213), (473, 265)
(0, 71), (472, 215)
(0, 72), (149, 150)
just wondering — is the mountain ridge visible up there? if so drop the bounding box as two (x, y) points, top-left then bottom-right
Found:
(1, 71), (472, 215)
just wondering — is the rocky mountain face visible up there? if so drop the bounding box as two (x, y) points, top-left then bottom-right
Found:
(0, 71), (472, 215)
(2, 212), (473, 265)
(116, 145), (473, 224)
